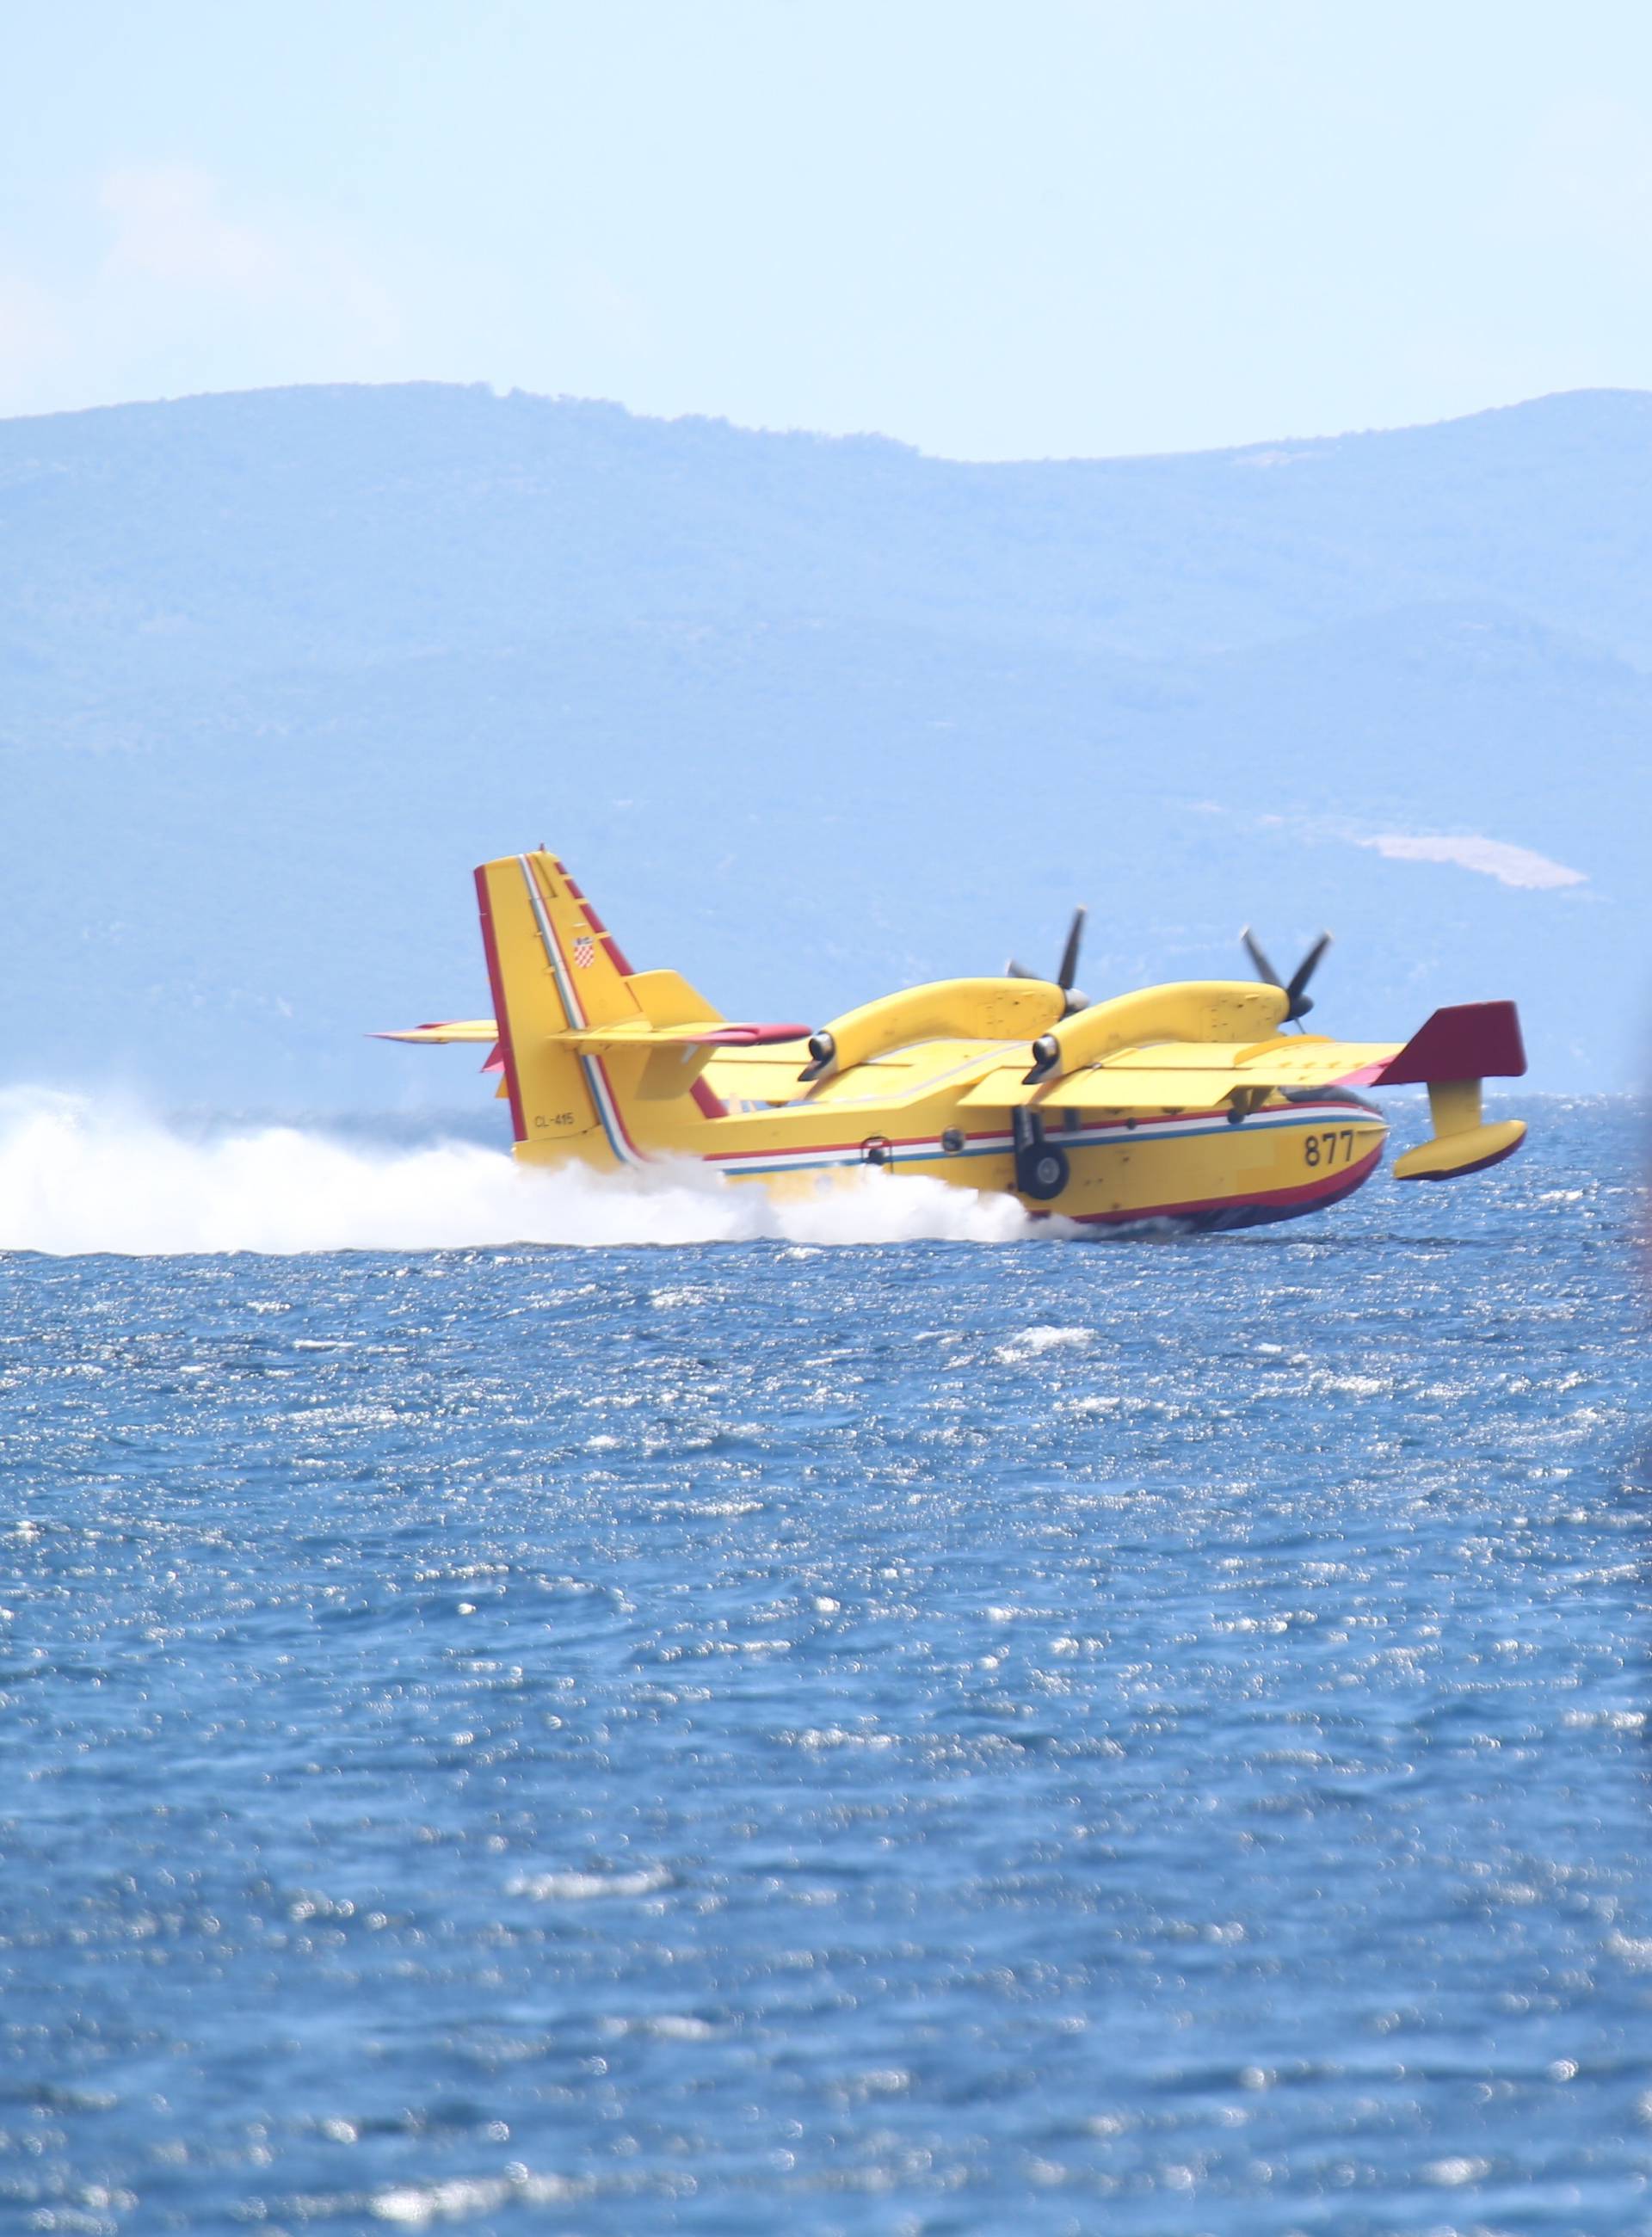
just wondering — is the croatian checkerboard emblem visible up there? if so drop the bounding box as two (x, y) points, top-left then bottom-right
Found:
(572, 934), (596, 969)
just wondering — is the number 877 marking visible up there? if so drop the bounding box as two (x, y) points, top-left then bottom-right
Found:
(1304, 1128), (1357, 1168)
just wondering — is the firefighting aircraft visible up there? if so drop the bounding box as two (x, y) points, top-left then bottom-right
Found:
(376, 847), (1527, 1233)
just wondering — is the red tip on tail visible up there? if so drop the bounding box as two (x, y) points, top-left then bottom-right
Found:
(1374, 1001), (1526, 1087)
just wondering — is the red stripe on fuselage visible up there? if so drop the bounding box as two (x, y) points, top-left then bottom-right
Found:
(695, 1109), (1235, 1165)
(1062, 1141), (1384, 1227)
(585, 1053), (649, 1162)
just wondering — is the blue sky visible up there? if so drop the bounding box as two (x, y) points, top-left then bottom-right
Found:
(4, 1), (1652, 458)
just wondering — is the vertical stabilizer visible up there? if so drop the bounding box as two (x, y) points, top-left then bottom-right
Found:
(476, 850), (646, 1165)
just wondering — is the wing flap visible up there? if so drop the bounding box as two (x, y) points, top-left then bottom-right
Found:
(960, 1035), (1404, 1111)
(1100, 1038), (1402, 1088)
(1039, 1068), (1270, 1110)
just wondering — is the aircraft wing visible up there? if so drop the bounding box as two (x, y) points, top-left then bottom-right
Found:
(373, 1016), (806, 1054)
(560, 1020), (809, 1051)
(959, 1032), (1402, 1110)
(959, 1001), (1526, 1125)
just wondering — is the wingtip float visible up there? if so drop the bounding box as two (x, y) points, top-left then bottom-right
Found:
(374, 847), (1527, 1234)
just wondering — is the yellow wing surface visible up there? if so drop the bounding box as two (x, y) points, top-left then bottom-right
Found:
(961, 1031), (1402, 1111)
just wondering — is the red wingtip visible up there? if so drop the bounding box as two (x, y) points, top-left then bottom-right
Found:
(1375, 1001), (1526, 1087)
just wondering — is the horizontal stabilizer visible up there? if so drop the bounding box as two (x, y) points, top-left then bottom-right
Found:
(563, 1020), (809, 1052)
(372, 1019), (498, 1045)
(374, 1016), (805, 1052)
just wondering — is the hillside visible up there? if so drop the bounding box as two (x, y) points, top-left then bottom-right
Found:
(1, 382), (1646, 1104)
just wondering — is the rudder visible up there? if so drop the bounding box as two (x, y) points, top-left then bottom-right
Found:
(477, 850), (646, 1165)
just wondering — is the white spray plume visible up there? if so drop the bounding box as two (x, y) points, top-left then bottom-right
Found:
(0, 1091), (1063, 1256)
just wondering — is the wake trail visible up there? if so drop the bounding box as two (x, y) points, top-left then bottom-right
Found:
(0, 1091), (1058, 1256)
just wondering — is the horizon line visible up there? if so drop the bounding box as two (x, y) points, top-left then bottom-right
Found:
(3, 377), (1649, 471)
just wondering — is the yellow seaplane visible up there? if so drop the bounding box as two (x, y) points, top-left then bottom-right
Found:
(378, 847), (1528, 1233)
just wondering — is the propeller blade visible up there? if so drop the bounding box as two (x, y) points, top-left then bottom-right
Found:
(1285, 931), (1333, 1013)
(1242, 925), (1334, 1022)
(1005, 906), (1090, 1007)
(1057, 906), (1088, 992)
(1240, 925), (1281, 989)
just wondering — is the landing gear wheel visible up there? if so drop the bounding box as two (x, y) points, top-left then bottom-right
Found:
(1019, 1143), (1069, 1201)
(1012, 1106), (1069, 1202)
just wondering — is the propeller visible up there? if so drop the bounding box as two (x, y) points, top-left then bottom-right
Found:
(1007, 906), (1088, 1014)
(1241, 925), (1333, 1024)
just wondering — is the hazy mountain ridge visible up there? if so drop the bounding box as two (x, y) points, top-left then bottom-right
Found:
(1, 382), (1646, 1102)
(8, 382), (1652, 676)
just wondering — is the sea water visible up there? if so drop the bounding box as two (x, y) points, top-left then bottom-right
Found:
(1, 1096), (1646, 2234)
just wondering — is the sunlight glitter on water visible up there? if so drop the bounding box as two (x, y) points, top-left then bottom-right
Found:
(1, 1098), (1646, 2235)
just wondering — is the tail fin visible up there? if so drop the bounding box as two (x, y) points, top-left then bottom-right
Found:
(476, 850), (649, 1162)
(476, 849), (760, 1167)
(377, 848), (804, 1167)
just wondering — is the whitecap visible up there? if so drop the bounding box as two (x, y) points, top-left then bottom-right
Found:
(504, 1865), (670, 1901)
